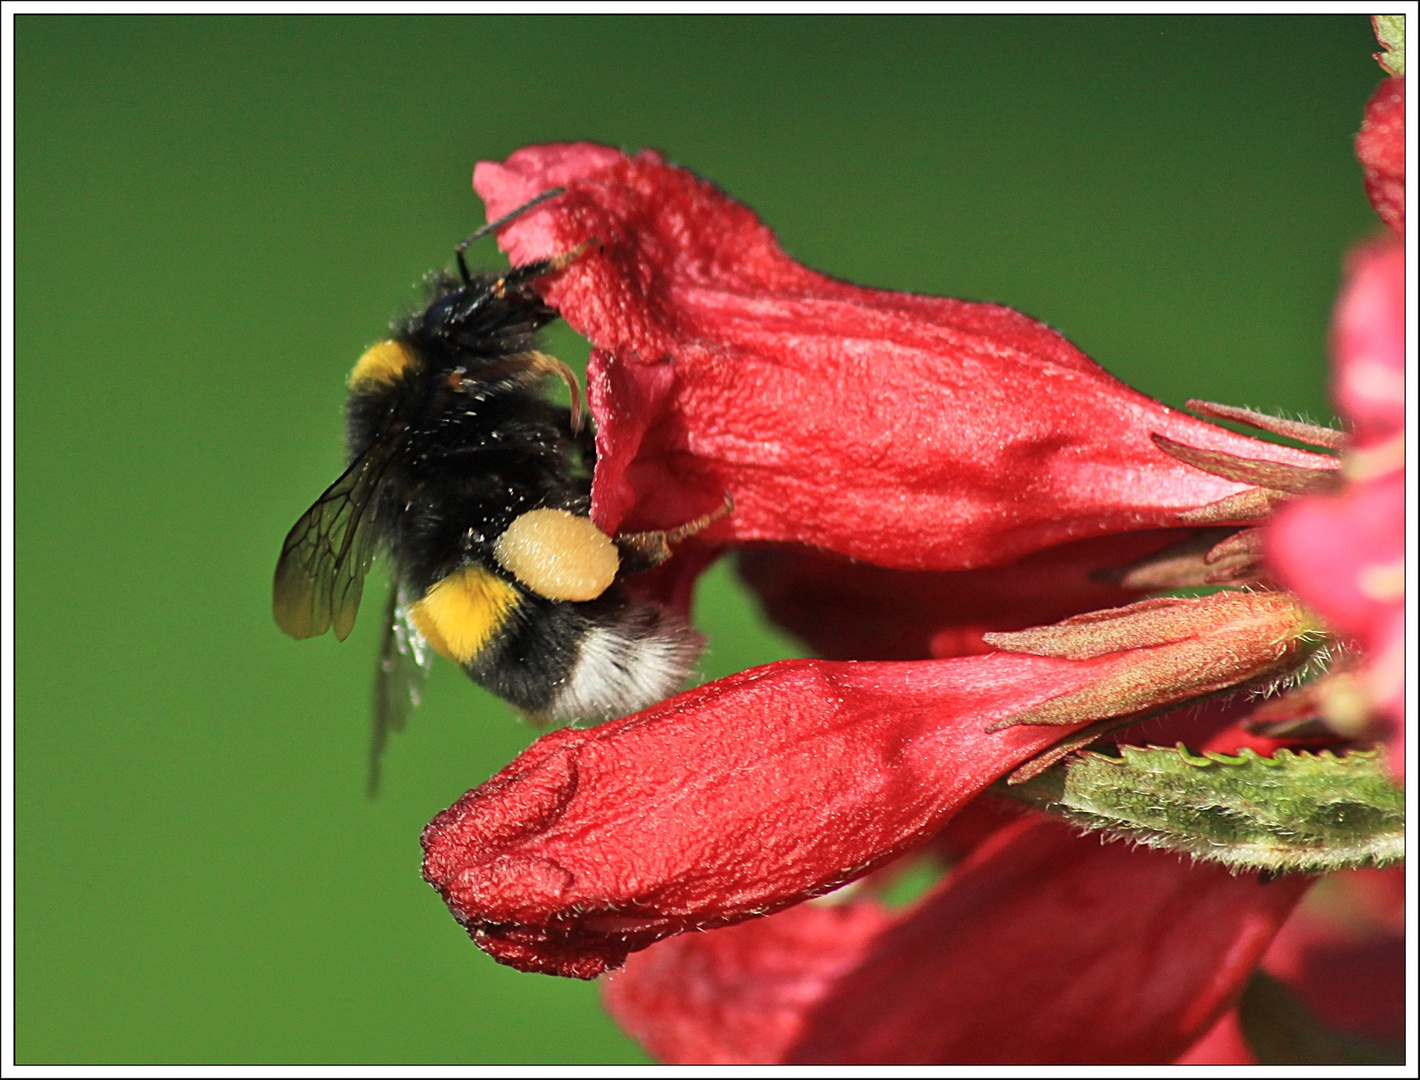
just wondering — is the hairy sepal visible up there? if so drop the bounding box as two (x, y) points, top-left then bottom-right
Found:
(982, 592), (1324, 729)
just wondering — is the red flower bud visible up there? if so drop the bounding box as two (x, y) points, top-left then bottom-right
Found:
(473, 144), (1332, 572)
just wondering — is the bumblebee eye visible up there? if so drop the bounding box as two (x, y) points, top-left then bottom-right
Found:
(493, 509), (619, 602)
(349, 340), (419, 390)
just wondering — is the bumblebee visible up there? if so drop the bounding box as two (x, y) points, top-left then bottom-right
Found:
(274, 190), (717, 789)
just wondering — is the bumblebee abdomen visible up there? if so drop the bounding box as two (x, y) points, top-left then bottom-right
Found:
(405, 564), (521, 668)
(466, 589), (703, 721)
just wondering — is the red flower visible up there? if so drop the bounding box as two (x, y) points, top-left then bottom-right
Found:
(602, 814), (1309, 1064)
(1178, 868), (1405, 1064)
(415, 143), (1388, 1062)
(1267, 233), (1406, 773)
(472, 144), (1331, 573)
(422, 141), (1329, 969)
(422, 590), (1315, 979)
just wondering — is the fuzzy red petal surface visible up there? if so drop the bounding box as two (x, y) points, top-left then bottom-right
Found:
(737, 529), (1191, 660)
(1331, 232), (1405, 445)
(422, 650), (1176, 978)
(603, 815), (1308, 1064)
(1356, 78), (1405, 237)
(473, 144), (1332, 571)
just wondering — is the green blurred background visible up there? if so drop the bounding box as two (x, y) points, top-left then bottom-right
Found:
(15, 15), (1385, 1064)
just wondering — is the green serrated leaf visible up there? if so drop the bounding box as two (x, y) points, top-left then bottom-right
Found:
(1373, 15), (1405, 76)
(1004, 744), (1403, 874)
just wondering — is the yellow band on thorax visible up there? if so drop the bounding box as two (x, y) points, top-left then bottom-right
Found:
(349, 339), (419, 390)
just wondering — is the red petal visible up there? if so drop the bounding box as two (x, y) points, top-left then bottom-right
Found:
(737, 529), (1195, 660)
(1356, 78), (1405, 237)
(1262, 867), (1406, 1046)
(604, 815), (1307, 1063)
(422, 650), (1169, 977)
(474, 144), (1333, 572)
(1175, 1010), (1256, 1064)
(1331, 233), (1405, 445)
(604, 899), (894, 1064)
(1266, 471), (1403, 645)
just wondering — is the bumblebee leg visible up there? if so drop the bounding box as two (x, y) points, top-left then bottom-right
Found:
(616, 493), (735, 572)
(496, 237), (602, 297)
(520, 350), (586, 434)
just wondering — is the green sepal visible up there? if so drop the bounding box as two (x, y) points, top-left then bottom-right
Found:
(1004, 744), (1403, 874)
(1373, 15), (1405, 76)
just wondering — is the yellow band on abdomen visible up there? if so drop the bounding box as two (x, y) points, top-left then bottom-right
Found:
(407, 564), (520, 666)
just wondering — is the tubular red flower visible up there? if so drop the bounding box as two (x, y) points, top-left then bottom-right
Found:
(422, 655), (1105, 978)
(1356, 77), (1405, 236)
(473, 143), (1332, 572)
(602, 815), (1309, 1064)
(422, 592), (1319, 979)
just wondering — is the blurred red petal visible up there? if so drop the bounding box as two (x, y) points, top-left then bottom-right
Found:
(1266, 471), (1403, 644)
(1331, 233), (1404, 444)
(1367, 607), (1404, 778)
(604, 899), (893, 1064)
(1175, 1010), (1256, 1064)
(605, 815), (1308, 1064)
(473, 144), (1332, 572)
(1356, 78), (1405, 236)
(737, 529), (1191, 660)
(1262, 867), (1406, 1046)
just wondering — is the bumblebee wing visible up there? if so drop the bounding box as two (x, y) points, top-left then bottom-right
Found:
(368, 582), (431, 797)
(272, 435), (398, 641)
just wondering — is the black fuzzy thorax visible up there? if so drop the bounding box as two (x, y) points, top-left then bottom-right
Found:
(346, 272), (592, 596)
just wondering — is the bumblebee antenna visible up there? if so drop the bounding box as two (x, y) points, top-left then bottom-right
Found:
(456, 187), (566, 284)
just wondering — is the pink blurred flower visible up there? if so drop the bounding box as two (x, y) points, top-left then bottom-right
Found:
(1267, 232), (1406, 775)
